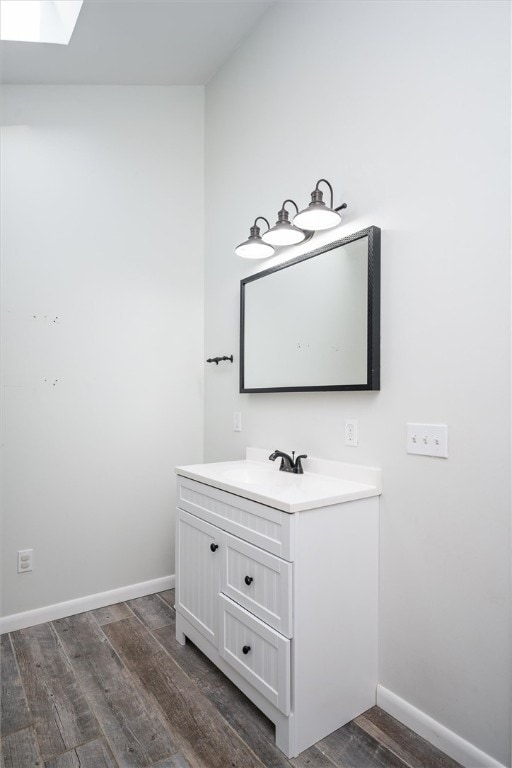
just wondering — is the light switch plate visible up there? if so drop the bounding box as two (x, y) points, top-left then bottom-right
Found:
(407, 423), (448, 458)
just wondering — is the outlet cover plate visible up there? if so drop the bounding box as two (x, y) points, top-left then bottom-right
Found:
(407, 423), (448, 458)
(17, 549), (34, 573)
(345, 418), (358, 447)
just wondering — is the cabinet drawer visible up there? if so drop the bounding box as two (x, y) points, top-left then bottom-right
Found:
(177, 476), (293, 559)
(218, 595), (290, 715)
(222, 533), (292, 637)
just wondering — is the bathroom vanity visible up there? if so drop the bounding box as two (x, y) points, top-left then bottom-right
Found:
(175, 448), (381, 758)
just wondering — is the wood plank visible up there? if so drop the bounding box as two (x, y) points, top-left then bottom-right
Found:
(152, 621), (227, 691)
(0, 634), (31, 737)
(316, 720), (408, 768)
(355, 707), (463, 768)
(126, 594), (175, 630)
(44, 738), (117, 768)
(191, 670), (292, 768)
(291, 749), (338, 768)
(0, 727), (42, 768)
(53, 612), (179, 768)
(91, 603), (133, 626)
(103, 616), (266, 768)
(10, 623), (99, 762)
(158, 590), (176, 609)
(152, 754), (193, 768)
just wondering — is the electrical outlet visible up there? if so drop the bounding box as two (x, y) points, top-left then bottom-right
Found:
(407, 423), (448, 458)
(17, 549), (33, 573)
(345, 418), (358, 446)
(233, 411), (242, 432)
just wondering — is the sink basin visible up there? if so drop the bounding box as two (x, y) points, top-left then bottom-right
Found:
(222, 464), (289, 486)
(176, 449), (382, 513)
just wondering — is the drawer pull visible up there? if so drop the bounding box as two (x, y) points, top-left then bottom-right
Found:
(244, 575), (254, 586)
(242, 645), (251, 655)
(210, 543), (219, 552)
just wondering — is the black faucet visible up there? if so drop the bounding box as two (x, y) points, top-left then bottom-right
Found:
(269, 450), (308, 474)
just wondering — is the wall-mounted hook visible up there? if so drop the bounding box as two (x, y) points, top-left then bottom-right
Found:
(206, 355), (233, 365)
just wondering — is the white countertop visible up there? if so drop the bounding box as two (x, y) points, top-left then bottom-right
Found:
(176, 448), (381, 513)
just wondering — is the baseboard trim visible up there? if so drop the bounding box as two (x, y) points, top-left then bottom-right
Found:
(377, 684), (507, 768)
(0, 575), (175, 634)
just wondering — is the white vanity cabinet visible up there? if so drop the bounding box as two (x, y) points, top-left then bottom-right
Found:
(175, 464), (379, 759)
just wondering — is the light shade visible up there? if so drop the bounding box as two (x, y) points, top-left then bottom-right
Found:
(293, 205), (341, 231)
(235, 217), (275, 259)
(262, 200), (307, 246)
(235, 239), (275, 259)
(293, 179), (344, 231)
(262, 225), (305, 246)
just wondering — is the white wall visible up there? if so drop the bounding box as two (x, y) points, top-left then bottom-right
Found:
(204, 1), (510, 765)
(1, 86), (204, 616)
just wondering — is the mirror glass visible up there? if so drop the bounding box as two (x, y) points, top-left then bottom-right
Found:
(240, 226), (380, 392)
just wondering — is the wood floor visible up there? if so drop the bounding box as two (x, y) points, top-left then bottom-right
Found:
(1, 590), (462, 768)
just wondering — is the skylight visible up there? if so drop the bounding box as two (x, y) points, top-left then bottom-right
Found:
(1, 0), (83, 44)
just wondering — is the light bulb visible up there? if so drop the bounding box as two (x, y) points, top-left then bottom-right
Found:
(293, 205), (341, 231)
(262, 224), (306, 246)
(235, 239), (275, 258)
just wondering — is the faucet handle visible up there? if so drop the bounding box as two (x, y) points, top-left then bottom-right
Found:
(294, 454), (308, 474)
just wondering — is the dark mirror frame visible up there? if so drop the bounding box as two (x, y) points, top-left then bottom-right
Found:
(239, 225), (381, 393)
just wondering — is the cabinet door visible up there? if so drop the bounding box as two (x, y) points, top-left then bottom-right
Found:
(176, 509), (223, 645)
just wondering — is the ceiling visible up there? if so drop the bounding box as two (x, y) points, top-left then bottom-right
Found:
(0, 0), (275, 85)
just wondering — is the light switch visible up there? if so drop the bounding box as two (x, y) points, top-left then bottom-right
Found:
(407, 423), (448, 458)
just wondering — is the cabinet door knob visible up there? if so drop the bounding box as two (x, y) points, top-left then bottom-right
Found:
(242, 645), (251, 655)
(210, 543), (219, 552)
(244, 575), (253, 586)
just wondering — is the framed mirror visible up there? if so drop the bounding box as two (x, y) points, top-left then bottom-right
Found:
(240, 226), (380, 392)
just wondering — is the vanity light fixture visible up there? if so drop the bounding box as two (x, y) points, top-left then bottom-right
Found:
(293, 178), (347, 231)
(234, 179), (347, 258)
(235, 217), (275, 259)
(261, 200), (311, 247)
